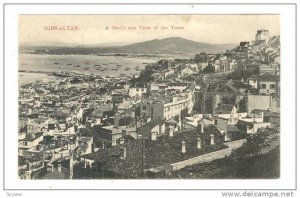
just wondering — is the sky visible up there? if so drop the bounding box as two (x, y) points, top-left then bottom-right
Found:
(19, 15), (280, 45)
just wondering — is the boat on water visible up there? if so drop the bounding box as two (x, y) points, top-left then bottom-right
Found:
(74, 64), (80, 67)
(117, 64), (122, 66)
(67, 63), (73, 65)
(124, 67), (131, 71)
(54, 62), (59, 65)
(84, 68), (89, 70)
(94, 64), (101, 66)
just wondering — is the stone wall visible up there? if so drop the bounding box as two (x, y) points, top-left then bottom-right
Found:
(147, 139), (247, 175)
(170, 148), (232, 171)
(224, 139), (247, 150)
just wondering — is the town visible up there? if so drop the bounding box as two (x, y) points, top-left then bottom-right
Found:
(18, 29), (280, 179)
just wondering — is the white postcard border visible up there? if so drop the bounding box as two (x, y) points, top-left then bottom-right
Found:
(2, 3), (297, 190)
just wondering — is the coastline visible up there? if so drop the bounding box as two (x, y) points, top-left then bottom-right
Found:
(19, 70), (54, 74)
(18, 71), (58, 87)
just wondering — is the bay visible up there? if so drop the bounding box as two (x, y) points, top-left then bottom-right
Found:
(19, 53), (157, 85)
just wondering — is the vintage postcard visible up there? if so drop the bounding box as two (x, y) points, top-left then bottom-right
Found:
(17, 14), (281, 180)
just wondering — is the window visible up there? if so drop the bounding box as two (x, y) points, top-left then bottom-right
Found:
(142, 106), (147, 110)
(261, 84), (266, 89)
(23, 142), (27, 146)
(270, 84), (276, 89)
(136, 88), (139, 91)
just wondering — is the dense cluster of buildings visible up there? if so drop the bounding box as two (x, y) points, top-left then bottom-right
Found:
(18, 29), (280, 179)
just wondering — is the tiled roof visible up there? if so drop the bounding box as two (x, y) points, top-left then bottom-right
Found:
(214, 80), (249, 93)
(248, 75), (258, 80)
(259, 73), (279, 82)
(83, 125), (227, 178)
(119, 116), (135, 126)
(50, 110), (70, 119)
(167, 82), (187, 87)
(42, 168), (69, 179)
(215, 104), (234, 114)
(181, 74), (198, 81)
(137, 118), (164, 133)
(227, 125), (239, 132)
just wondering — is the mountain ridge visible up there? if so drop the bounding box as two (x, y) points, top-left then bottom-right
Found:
(20, 37), (237, 54)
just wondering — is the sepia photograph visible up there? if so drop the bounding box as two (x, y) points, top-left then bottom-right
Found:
(17, 14), (281, 180)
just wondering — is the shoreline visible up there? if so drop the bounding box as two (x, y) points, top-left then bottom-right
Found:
(18, 72), (58, 87)
(19, 70), (53, 74)
(19, 51), (194, 59)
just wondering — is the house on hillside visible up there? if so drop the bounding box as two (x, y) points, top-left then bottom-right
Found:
(258, 73), (280, 96)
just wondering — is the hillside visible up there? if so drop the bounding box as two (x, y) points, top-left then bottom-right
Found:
(20, 37), (237, 55)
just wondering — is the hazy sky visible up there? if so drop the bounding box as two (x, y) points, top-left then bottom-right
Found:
(19, 15), (280, 45)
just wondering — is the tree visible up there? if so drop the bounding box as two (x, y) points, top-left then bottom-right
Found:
(131, 69), (154, 84)
(202, 64), (215, 74)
